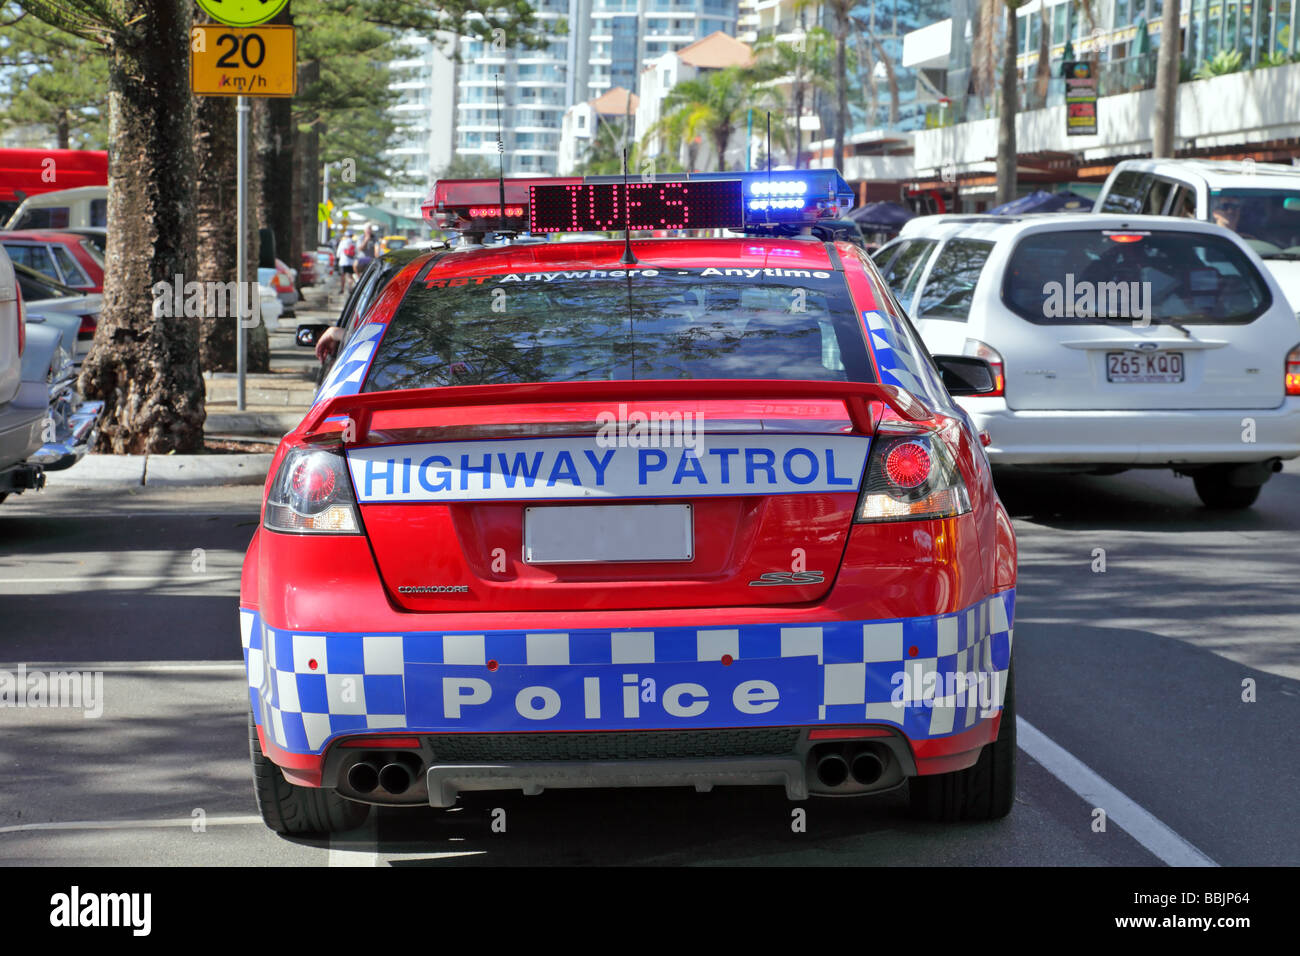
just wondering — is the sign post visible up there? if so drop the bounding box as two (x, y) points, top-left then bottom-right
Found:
(191, 18), (296, 411)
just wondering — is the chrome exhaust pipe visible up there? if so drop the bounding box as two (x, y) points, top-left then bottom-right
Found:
(815, 752), (850, 788)
(850, 749), (885, 786)
(378, 761), (413, 795)
(347, 760), (379, 794)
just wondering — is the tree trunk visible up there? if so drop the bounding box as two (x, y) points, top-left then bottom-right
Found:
(296, 59), (322, 267)
(793, 81), (805, 168)
(56, 110), (70, 150)
(78, 0), (204, 454)
(716, 128), (730, 171)
(245, 99), (270, 373)
(834, 4), (848, 170)
(995, 3), (1019, 205)
(1153, 0), (1181, 156)
(193, 95), (238, 373)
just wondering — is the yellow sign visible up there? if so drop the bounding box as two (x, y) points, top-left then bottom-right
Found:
(191, 26), (296, 98)
(195, 0), (289, 28)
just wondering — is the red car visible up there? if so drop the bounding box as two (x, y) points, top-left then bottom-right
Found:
(0, 230), (104, 293)
(241, 171), (1017, 835)
(299, 252), (318, 288)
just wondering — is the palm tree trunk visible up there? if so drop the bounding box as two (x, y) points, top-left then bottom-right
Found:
(834, 5), (848, 170)
(716, 128), (730, 172)
(193, 95), (237, 373)
(1153, 0), (1181, 156)
(995, 3), (1019, 205)
(77, 0), (205, 453)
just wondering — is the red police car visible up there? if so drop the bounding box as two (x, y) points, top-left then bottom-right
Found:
(240, 171), (1017, 835)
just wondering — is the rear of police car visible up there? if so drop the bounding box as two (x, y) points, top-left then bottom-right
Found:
(240, 173), (1017, 834)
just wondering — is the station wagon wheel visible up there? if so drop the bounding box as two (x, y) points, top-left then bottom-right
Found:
(248, 713), (370, 836)
(908, 658), (1016, 822)
(1192, 466), (1263, 510)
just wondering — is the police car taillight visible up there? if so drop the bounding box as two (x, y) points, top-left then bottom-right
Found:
(265, 446), (361, 534)
(854, 429), (971, 523)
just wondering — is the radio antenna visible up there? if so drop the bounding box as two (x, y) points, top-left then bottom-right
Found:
(619, 146), (638, 265)
(494, 73), (509, 237)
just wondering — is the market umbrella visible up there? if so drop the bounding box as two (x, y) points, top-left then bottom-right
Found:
(848, 201), (915, 229)
(987, 189), (1094, 215)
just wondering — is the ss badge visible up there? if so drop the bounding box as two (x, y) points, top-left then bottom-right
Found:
(749, 571), (826, 586)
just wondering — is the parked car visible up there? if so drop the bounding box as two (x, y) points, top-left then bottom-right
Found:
(1, 229), (104, 293)
(4, 185), (107, 231)
(1093, 159), (1300, 311)
(12, 263), (100, 362)
(378, 234), (408, 254)
(874, 212), (1300, 508)
(0, 246), (100, 501)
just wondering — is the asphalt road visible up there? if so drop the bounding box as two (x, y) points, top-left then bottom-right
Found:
(1, 462), (1296, 866)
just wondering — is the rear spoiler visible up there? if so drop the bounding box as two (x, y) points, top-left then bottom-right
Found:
(298, 379), (934, 445)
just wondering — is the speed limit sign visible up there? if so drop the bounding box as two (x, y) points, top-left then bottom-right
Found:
(190, 25), (296, 98)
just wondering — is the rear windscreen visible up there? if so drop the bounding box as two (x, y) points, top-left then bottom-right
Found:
(1002, 230), (1271, 325)
(363, 266), (874, 390)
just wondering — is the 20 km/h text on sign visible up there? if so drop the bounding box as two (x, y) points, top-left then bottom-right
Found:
(191, 26), (296, 98)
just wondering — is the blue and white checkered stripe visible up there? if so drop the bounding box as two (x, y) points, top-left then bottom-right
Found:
(240, 589), (1014, 755)
(863, 309), (928, 395)
(313, 321), (387, 404)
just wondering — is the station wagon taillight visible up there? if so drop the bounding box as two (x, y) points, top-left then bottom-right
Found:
(1287, 344), (1300, 396)
(963, 339), (1004, 396)
(15, 282), (24, 357)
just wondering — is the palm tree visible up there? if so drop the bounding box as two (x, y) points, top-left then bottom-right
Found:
(1153, 0), (1181, 156)
(753, 26), (835, 168)
(576, 117), (633, 175)
(996, 0), (1023, 205)
(652, 66), (777, 172)
(821, 0), (853, 170)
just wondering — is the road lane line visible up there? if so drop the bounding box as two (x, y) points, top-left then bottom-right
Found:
(0, 815), (263, 835)
(328, 812), (379, 867)
(1018, 718), (1218, 867)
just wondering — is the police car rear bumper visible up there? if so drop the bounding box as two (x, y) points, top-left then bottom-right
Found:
(962, 398), (1300, 465)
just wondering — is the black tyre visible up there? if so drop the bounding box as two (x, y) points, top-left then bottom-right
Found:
(249, 714), (370, 836)
(1193, 467), (1263, 509)
(908, 659), (1016, 822)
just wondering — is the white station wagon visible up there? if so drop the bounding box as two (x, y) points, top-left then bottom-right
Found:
(1094, 158), (1300, 312)
(873, 213), (1300, 508)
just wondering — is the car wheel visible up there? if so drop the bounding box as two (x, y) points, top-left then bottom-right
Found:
(1193, 467), (1263, 509)
(908, 658), (1016, 822)
(248, 713), (370, 836)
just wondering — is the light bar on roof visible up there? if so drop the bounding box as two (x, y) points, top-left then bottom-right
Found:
(421, 169), (856, 233)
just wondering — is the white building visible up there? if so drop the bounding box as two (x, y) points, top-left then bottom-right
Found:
(559, 86), (639, 173)
(583, 0), (740, 101)
(452, 0), (577, 176)
(635, 30), (754, 169)
(383, 34), (458, 219)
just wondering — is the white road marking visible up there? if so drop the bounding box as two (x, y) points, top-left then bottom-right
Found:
(0, 815), (263, 835)
(328, 812), (380, 867)
(1017, 718), (1218, 867)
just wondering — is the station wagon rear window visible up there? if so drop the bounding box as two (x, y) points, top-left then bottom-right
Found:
(364, 266), (875, 390)
(1001, 230), (1271, 326)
